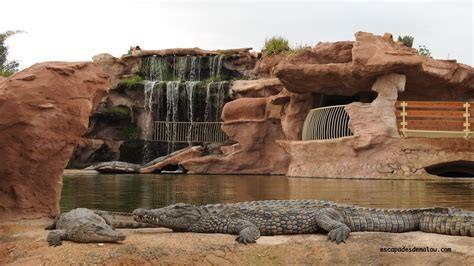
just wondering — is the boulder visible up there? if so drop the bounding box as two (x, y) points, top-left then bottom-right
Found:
(0, 62), (109, 219)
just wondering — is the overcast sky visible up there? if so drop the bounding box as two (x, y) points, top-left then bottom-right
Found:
(1, 0), (472, 69)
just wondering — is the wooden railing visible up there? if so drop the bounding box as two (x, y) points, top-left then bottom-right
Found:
(396, 101), (472, 138)
(152, 121), (230, 143)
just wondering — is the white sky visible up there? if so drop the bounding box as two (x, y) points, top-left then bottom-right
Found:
(1, 0), (472, 69)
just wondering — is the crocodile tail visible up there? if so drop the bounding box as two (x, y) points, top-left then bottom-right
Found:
(341, 207), (451, 233)
(420, 210), (473, 237)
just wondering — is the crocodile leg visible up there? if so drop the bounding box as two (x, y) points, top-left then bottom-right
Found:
(315, 208), (351, 244)
(44, 216), (59, 230)
(47, 230), (67, 246)
(189, 217), (261, 244)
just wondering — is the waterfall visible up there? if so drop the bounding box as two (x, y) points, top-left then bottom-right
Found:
(215, 81), (227, 121)
(186, 81), (199, 145)
(142, 80), (157, 163)
(142, 56), (168, 81)
(209, 55), (224, 79)
(166, 81), (180, 153)
(175, 57), (188, 81)
(189, 56), (201, 81)
(204, 82), (213, 122)
(138, 54), (232, 158)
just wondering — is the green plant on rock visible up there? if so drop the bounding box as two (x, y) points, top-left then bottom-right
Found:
(262, 36), (291, 56)
(397, 35), (414, 48)
(121, 124), (141, 140)
(100, 106), (131, 120)
(418, 45), (432, 58)
(117, 75), (143, 88)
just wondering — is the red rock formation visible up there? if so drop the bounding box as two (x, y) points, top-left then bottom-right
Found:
(230, 78), (283, 98)
(0, 62), (109, 219)
(275, 32), (474, 99)
(92, 53), (140, 88)
(183, 95), (290, 175)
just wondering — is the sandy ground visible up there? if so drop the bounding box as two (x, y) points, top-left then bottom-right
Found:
(1, 218), (473, 265)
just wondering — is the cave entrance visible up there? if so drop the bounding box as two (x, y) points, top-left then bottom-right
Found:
(425, 160), (474, 177)
(312, 91), (377, 108)
(301, 91), (377, 140)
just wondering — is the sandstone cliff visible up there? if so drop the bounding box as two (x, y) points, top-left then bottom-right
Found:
(0, 62), (109, 219)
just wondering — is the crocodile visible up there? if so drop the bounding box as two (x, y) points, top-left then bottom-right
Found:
(45, 208), (155, 246)
(133, 199), (473, 244)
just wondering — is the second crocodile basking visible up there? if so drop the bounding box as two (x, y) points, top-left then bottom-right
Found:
(133, 199), (473, 244)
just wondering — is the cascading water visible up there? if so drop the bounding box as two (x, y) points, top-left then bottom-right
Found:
(139, 53), (231, 159)
(186, 81), (199, 145)
(166, 81), (180, 153)
(142, 80), (157, 163)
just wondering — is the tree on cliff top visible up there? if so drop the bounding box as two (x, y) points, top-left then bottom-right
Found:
(0, 30), (22, 77)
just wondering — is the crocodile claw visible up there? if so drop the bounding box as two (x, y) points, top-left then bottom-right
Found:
(327, 225), (350, 244)
(235, 227), (259, 244)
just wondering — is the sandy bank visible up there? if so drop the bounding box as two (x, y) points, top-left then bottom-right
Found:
(1, 218), (472, 265)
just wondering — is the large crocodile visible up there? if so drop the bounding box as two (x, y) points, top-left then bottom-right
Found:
(133, 200), (472, 244)
(46, 208), (155, 246)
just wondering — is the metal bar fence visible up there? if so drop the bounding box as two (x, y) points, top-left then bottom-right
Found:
(152, 121), (230, 143)
(302, 105), (353, 140)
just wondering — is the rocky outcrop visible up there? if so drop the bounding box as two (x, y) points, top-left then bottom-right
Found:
(68, 138), (122, 169)
(230, 78), (283, 98)
(92, 53), (140, 88)
(0, 62), (109, 219)
(182, 95), (290, 175)
(275, 32), (474, 100)
(280, 137), (474, 179)
(345, 73), (406, 150)
(140, 146), (203, 173)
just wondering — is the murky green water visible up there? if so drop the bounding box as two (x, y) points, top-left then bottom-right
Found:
(60, 173), (474, 212)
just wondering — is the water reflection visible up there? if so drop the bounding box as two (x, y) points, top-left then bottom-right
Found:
(61, 173), (474, 212)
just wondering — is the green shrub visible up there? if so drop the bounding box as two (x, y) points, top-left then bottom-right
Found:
(263, 36), (291, 56)
(117, 75), (143, 88)
(121, 124), (140, 140)
(418, 45), (432, 58)
(100, 106), (131, 120)
(0, 69), (15, 77)
(397, 35), (414, 48)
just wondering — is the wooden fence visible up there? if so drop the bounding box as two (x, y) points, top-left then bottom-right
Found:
(395, 101), (472, 138)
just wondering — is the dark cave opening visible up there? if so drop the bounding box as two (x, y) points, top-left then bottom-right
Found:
(425, 160), (474, 177)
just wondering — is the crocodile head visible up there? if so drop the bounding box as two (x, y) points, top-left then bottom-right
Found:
(78, 223), (126, 243)
(133, 203), (204, 231)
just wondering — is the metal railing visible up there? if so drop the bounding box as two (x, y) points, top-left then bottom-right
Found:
(152, 121), (230, 143)
(302, 105), (353, 140)
(396, 101), (472, 138)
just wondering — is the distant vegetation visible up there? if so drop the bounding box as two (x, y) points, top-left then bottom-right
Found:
(397, 35), (414, 48)
(262, 37), (313, 56)
(397, 35), (432, 58)
(262, 36), (291, 56)
(0, 30), (22, 77)
(418, 45), (432, 58)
